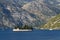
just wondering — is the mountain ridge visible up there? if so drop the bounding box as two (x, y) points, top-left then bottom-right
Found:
(0, 0), (60, 29)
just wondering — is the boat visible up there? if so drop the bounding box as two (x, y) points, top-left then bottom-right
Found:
(49, 29), (53, 30)
(13, 25), (33, 31)
(13, 28), (32, 31)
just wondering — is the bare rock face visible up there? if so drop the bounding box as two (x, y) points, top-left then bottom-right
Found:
(0, 0), (60, 29)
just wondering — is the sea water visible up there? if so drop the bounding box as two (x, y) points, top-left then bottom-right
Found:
(0, 29), (60, 40)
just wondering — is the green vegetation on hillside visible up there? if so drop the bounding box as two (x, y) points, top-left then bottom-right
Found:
(40, 14), (60, 30)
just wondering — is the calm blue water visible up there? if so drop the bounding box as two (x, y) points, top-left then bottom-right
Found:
(0, 30), (60, 40)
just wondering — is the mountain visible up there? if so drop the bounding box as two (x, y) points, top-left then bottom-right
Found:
(0, 0), (34, 28)
(40, 14), (60, 30)
(22, 0), (60, 27)
(0, 0), (60, 29)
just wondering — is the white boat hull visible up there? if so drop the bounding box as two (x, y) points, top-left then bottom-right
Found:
(13, 29), (32, 31)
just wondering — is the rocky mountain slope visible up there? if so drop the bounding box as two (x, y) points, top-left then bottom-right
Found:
(40, 14), (60, 30)
(0, 0), (60, 29)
